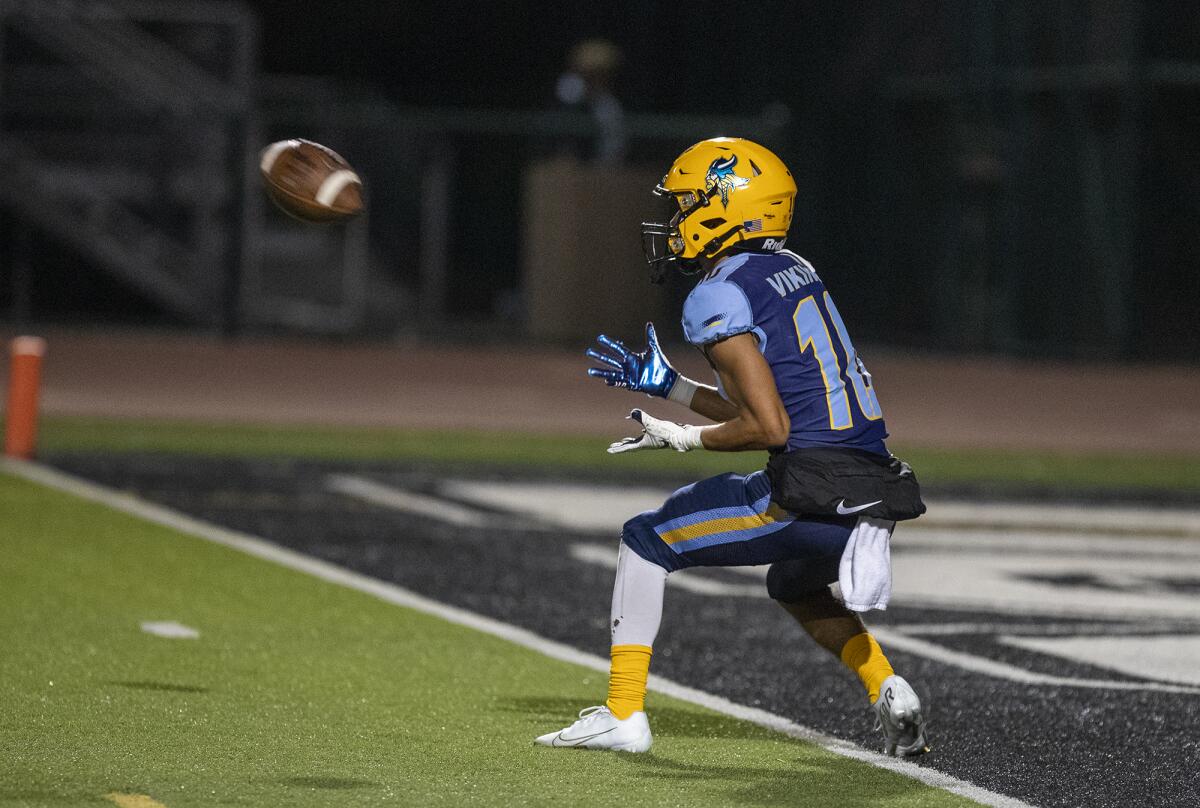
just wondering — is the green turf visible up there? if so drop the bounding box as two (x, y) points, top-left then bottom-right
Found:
(38, 415), (1200, 492)
(0, 471), (979, 808)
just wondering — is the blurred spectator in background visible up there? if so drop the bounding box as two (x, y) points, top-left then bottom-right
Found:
(555, 39), (628, 165)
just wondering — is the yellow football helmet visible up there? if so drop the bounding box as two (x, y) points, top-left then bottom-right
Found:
(641, 137), (796, 280)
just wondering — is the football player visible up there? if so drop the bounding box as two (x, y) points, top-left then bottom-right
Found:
(536, 138), (929, 756)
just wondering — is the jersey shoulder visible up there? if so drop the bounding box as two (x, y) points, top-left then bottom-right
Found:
(681, 256), (758, 346)
(682, 251), (823, 346)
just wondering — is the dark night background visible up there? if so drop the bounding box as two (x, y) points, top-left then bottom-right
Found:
(247, 0), (1199, 360)
(2, 1), (1198, 361)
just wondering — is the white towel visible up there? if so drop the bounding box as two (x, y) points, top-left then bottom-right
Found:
(838, 516), (896, 612)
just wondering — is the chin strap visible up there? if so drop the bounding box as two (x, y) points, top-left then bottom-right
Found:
(702, 223), (746, 258)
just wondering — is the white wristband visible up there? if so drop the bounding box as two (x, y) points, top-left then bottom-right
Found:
(672, 424), (712, 452)
(667, 376), (700, 407)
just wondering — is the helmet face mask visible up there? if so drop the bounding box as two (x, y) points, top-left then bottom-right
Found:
(640, 184), (714, 282)
(639, 137), (797, 283)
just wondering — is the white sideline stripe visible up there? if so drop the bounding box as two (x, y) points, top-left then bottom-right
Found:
(315, 169), (360, 207)
(869, 627), (1200, 695)
(326, 474), (492, 529)
(0, 459), (1031, 808)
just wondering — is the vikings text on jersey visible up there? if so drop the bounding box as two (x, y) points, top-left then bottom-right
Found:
(681, 250), (888, 456)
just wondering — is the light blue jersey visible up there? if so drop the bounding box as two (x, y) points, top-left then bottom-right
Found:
(681, 250), (888, 455)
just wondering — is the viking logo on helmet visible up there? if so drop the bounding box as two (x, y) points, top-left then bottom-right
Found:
(705, 155), (749, 208)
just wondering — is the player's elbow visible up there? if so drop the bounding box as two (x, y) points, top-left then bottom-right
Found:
(754, 408), (790, 448)
(762, 420), (790, 448)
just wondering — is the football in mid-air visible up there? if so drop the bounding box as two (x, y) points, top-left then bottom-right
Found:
(259, 138), (364, 223)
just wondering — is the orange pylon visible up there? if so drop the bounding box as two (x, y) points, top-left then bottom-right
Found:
(4, 336), (46, 459)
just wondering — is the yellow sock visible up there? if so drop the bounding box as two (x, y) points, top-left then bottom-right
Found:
(606, 644), (652, 719)
(840, 632), (894, 704)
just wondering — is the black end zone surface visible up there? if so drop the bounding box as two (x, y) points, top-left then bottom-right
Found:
(48, 453), (1200, 808)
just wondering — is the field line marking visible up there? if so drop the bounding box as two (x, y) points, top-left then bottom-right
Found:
(140, 621), (200, 639)
(889, 621), (1198, 637)
(920, 500), (1200, 539)
(104, 793), (167, 808)
(326, 474), (492, 528)
(570, 543), (765, 598)
(571, 541), (1200, 695)
(2, 458), (1032, 808)
(869, 627), (1200, 695)
(441, 479), (1200, 539)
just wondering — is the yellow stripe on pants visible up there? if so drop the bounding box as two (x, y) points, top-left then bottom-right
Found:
(658, 506), (786, 546)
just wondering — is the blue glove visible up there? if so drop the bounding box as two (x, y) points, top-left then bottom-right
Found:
(586, 322), (679, 397)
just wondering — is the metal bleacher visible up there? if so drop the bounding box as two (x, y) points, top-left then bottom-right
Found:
(0, 0), (395, 333)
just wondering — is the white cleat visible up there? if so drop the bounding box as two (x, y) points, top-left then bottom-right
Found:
(873, 675), (930, 757)
(535, 706), (653, 752)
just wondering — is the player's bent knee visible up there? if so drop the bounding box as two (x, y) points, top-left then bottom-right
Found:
(766, 558), (836, 603)
(621, 513), (681, 573)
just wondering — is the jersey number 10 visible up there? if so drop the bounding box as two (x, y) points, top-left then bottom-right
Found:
(792, 292), (883, 430)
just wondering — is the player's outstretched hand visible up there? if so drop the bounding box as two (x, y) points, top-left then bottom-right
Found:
(586, 323), (679, 398)
(608, 409), (706, 454)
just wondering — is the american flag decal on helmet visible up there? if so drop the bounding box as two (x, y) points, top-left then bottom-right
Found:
(743, 219), (763, 232)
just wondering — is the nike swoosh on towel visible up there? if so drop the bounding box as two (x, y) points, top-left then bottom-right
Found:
(835, 499), (883, 515)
